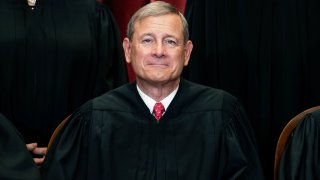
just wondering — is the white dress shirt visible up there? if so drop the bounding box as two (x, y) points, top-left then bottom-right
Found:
(136, 85), (178, 115)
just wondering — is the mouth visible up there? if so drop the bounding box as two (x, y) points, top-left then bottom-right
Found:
(149, 63), (169, 68)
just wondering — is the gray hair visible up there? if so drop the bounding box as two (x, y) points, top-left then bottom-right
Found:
(126, 1), (189, 43)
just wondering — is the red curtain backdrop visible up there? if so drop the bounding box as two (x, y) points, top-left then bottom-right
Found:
(102, 0), (186, 82)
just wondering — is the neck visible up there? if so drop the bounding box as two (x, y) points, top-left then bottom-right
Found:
(137, 79), (180, 102)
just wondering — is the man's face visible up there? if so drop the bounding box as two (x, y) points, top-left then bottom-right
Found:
(123, 14), (193, 86)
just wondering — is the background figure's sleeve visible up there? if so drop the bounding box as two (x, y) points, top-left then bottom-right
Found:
(278, 110), (320, 180)
(40, 111), (93, 180)
(0, 113), (41, 180)
(217, 100), (265, 179)
(94, 2), (128, 95)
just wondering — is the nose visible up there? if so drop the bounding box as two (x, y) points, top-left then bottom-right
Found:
(152, 42), (165, 58)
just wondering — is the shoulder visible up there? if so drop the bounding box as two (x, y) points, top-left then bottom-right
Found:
(309, 108), (320, 119)
(0, 113), (22, 138)
(175, 80), (250, 131)
(296, 108), (320, 132)
(179, 79), (240, 112)
(63, 83), (138, 129)
(77, 83), (137, 113)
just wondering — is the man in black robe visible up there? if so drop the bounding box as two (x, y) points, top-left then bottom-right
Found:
(0, 113), (41, 180)
(41, 1), (265, 179)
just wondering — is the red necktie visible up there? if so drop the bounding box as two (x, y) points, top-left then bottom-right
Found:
(153, 102), (165, 121)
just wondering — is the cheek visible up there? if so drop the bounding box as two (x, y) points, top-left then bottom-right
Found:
(170, 60), (184, 74)
(174, 54), (187, 66)
(129, 48), (141, 63)
(130, 54), (146, 71)
(132, 48), (148, 62)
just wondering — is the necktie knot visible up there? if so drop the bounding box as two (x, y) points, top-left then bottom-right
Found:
(153, 102), (165, 121)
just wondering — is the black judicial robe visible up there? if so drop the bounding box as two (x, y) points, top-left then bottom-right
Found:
(0, 113), (41, 180)
(278, 109), (320, 180)
(0, 0), (127, 146)
(41, 79), (265, 179)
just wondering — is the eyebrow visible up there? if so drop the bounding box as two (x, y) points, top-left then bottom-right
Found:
(140, 33), (178, 40)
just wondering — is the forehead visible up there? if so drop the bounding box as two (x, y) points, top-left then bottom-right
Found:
(133, 14), (184, 38)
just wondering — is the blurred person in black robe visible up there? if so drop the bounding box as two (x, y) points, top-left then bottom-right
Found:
(41, 1), (264, 179)
(0, 0), (128, 163)
(278, 109), (320, 179)
(0, 113), (41, 180)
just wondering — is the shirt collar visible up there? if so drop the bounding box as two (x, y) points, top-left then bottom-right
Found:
(136, 85), (178, 114)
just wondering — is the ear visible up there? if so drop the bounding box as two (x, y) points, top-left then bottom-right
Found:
(183, 40), (193, 66)
(122, 38), (132, 64)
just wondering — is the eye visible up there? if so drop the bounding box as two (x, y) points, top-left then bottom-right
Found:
(141, 37), (154, 44)
(164, 39), (177, 47)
